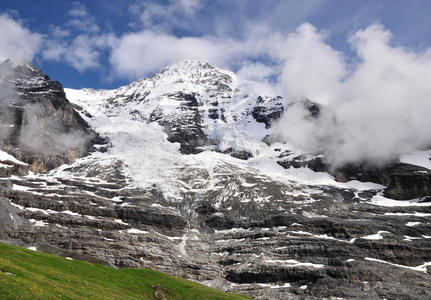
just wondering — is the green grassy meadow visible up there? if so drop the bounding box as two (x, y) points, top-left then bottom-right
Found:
(0, 243), (251, 300)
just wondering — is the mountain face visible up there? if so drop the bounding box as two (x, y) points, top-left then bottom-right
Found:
(0, 61), (101, 174)
(1, 60), (431, 299)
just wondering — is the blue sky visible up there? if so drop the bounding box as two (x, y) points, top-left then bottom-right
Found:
(1, 0), (431, 89)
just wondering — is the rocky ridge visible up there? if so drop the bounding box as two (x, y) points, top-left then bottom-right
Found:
(0, 61), (101, 173)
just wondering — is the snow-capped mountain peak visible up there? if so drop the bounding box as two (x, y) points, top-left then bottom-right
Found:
(63, 60), (286, 195)
(69, 59), (241, 110)
(155, 59), (237, 91)
(115, 59), (239, 105)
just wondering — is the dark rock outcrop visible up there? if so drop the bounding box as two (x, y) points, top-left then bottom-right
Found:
(381, 164), (431, 199)
(277, 154), (327, 173)
(222, 148), (253, 160)
(278, 152), (431, 200)
(150, 92), (208, 154)
(0, 62), (100, 172)
(302, 99), (320, 119)
(252, 96), (284, 128)
(331, 163), (431, 200)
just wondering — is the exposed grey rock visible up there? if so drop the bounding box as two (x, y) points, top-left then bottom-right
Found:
(2, 157), (431, 299)
(0, 62), (102, 173)
(152, 92), (209, 154)
(252, 96), (284, 128)
(278, 154), (431, 200)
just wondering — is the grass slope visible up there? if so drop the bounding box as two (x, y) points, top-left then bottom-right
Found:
(0, 243), (250, 300)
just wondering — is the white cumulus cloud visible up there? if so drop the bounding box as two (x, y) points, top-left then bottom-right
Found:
(108, 29), (283, 79)
(130, 0), (202, 31)
(43, 34), (116, 72)
(276, 23), (431, 168)
(0, 14), (42, 64)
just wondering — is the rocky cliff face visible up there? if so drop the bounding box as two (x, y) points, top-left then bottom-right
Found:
(277, 155), (431, 201)
(0, 61), (102, 173)
(1, 60), (431, 299)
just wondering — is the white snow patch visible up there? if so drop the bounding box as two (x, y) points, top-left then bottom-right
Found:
(127, 228), (148, 234)
(370, 193), (431, 207)
(270, 283), (291, 289)
(114, 219), (128, 225)
(178, 234), (188, 257)
(150, 230), (184, 241)
(25, 207), (49, 215)
(61, 210), (80, 216)
(10, 201), (23, 210)
(120, 202), (136, 207)
(302, 188), (323, 194)
(302, 211), (328, 218)
(400, 150), (431, 170)
(12, 184), (31, 191)
(288, 230), (348, 243)
(29, 219), (48, 227)
(215, 227), (251, 234)
(265, 259), (324, 269)
(365, 257), (431, 273)
(110, 196), (123, 203)
(361, 231), (390, 240)
(404, 235), (422, 241)
(0, 150), (27, 165)
(406, 222), (421, 227)
(343, 180), (384, 190)
(384, 212), (431, 217)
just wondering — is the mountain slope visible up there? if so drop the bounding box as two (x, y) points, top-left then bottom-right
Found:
(0, 60), (100, 173)
(0, 60), (431, 299)
(0, 242), (250, 300)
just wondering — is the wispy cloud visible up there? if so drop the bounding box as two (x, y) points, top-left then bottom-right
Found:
(43, 33), (116, 72)
(65, 2), (99, 33)
(42, 2), (112, 72)
(0, 14), (42, 64)
(129, 0), (202, 32)
(108, 26), (287, 79)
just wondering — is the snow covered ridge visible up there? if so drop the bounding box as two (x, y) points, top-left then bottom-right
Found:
(64, 59), (284, 195)
(65, 59), (431, 202)
(66, 59), (239, 108)
(64, 59), (354, 194)
(0, 150), (27, 166)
